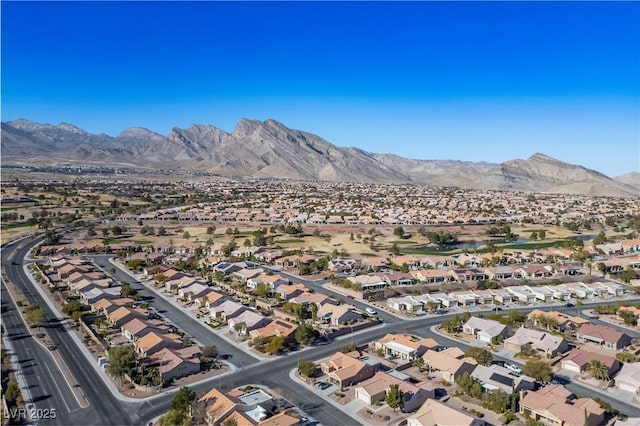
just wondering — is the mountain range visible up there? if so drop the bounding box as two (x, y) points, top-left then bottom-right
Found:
(2, 118), (638, 198)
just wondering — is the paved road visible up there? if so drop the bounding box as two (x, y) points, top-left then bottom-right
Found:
(2, 239), (133, 426)
(0, 278), (82, 425)
(404, 316), (640, 418)
(91, 254), (259, 368)
(265, 268), (402, 324)
(5, 237), (640, 425)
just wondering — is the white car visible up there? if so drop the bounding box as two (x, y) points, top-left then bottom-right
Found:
(504, 363), (522, 374)
(365, 307), (377, 315)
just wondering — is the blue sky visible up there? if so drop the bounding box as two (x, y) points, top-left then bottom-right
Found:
(2, 1), (639, 176)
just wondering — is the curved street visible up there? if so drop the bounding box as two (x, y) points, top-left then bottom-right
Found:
(3, 235), (640, 425)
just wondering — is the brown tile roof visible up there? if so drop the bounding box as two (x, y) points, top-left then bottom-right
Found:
(520, 385), (605, 426)
(577, 323), (629, 344)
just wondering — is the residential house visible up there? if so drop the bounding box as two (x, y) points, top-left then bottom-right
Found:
(409, 269), (450, 284)
(576, 323), (631, 350)
(471, 364), (536, 394)
(91, 297), (135, 315)
(430, 293), (458, 308)
(407, 399), (485, 426)
(257, 412), (299, 426)
(527, 310), (588, 332)
(317, 304), (362, 326)
(381, 272), (416, 286)
(484, 266), (514, 280)
(462, 317), (507, 343)
(373, 334), (438, 361)
(273, 283), (306, 301)
(198, 388), (242, 426)
(134, 331), (183, 357)
(387, 296), (424, 313)
(354, 371), (433, 412)
(228, 310), (271, 336)
(519, 385), (605, 426)
(503, 327), (569, 357)
(615, 362), (640, 395)
(348, 274), (388, 292)
(149, 347), (201, 381)
(80, 286), (121, 305)
(506, 286), (537, 303)
(517, 265), (552, 280)
(121, 318), (169, 342)
(247, 273), (289, 290)
(249, 319), (298, 342)
(210, 300), (248, 321)
(320, 352), (375, 388)
(107, 306), (148, 328)
(489, 289), (513, 305)
(178, 282), (211, 301)
(560, 349), (620, 377)
(233, 268), (263, 283)
(422, 347), (477, 383)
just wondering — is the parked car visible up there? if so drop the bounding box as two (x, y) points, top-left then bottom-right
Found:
(504, 362), (522, 374)
(565, 302), (574, 307)
(365, 308), (377, 315)
(316, 382), (330, 390)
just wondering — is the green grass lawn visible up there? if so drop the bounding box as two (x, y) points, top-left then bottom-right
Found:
(276, 239), (306, 244)
(390, 240), (418, 245)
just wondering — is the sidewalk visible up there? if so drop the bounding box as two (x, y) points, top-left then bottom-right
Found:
(428, 324), (640, 408)
(107, 258), (274, 362)
(288, 368), (366, 426)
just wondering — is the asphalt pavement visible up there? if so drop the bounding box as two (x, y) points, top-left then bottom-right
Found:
(0, 278), (82, 425)
(91, 254), (259, 368)
(5, 236), (640, 425)
(2, 239), (134, 426)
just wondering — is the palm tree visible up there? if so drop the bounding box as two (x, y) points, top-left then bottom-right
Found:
(576, 299), (584, 318)
(586, 360), (609, 381)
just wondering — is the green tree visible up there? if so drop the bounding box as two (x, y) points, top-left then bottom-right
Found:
(465, 347), (492, 365)
(106, 345), (137, 385)
(385, 383), (404, 411)
(264, 336), (286, 355)
(206, 226), (216, 235)
(62, 300), (84, 316)
(159, 386), (196, 426)
(620, 267), (638, 284)
(523, 359), (553, 382)
(593, 231), (607, 245)
(4, 381), (20, 404)
(586, 360), (609, 381)
(412, 357), (425, 371)
(171, 386), (196, 412)
(538, 230), (546, 239)
(297, 360), (316, 377)
(24, 305), (45, 329)
(483, 389), (511, 414)
(393, 227), (404, 237)
(182, 231), (191, 240)
(222, 419), (238, 426)
(616, 352), (637, 363)
(340, 343), (357, 353)
(295, 323), (318, 345)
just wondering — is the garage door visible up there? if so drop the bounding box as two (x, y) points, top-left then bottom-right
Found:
(561, 361), (581, 373)
(618, 381), (639, 394)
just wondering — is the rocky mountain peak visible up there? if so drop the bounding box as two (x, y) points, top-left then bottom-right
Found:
(117, 127), (164, 141)
(2, 117), (638, 198)
(56, 123), (87, 134)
